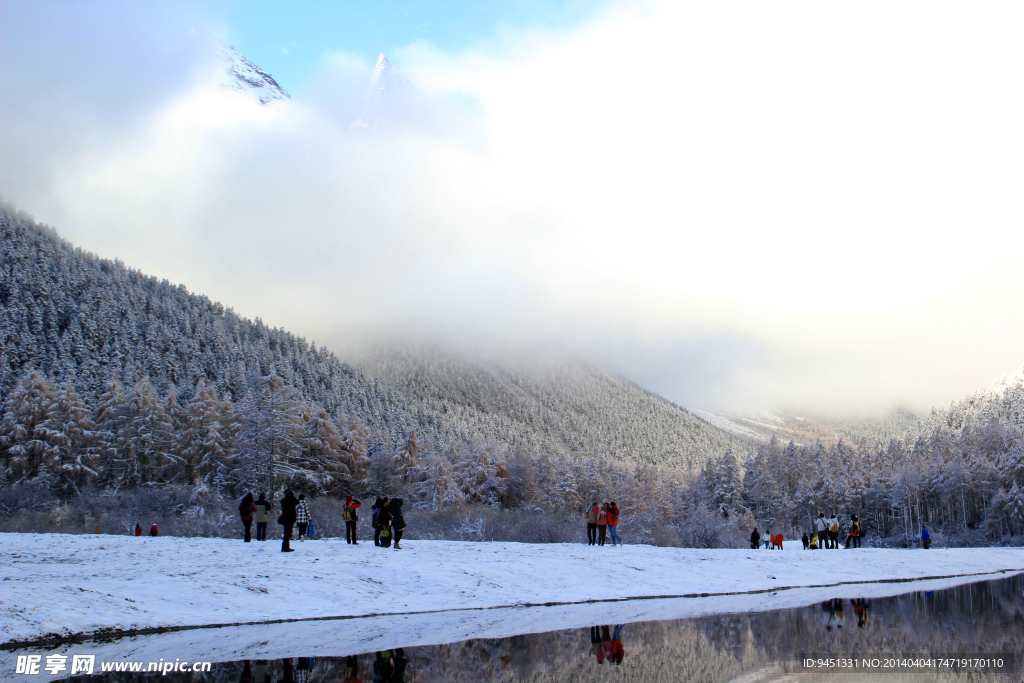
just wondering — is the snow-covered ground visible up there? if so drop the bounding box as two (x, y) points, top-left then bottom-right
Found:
(2, 533), (1021, 652)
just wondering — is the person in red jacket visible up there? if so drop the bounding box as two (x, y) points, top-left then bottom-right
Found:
(607, 502), (622, 546)
(134, 523), (142, 537)
(148, 524), (159, 537)
(596, 504), (608, 546)
(343, 496), (362, 545)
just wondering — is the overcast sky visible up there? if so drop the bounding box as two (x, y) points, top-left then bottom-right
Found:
(2, 0), (1023, 416)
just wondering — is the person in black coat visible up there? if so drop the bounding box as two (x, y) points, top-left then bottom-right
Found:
(375, 500), (394, 548)
(750, 528), (760, 550)
(279, 490), (298, 552)
(388, 498), (406, 550)
(371, 497), (387, 547)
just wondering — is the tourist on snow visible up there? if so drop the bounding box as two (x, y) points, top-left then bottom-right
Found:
(371, 497), (387, 546)
(239, 492), (257, 542)
(607, 502), (622, 546)
(827, 512), (840, 549)
(343, 495), (362, 544)
(254, 493), (272, 542)
(921, 525), (930, 549)
(845, 514), (860, 549)
(772, 532), (783, 550)
(375, 499), (394, 548)
(279, 490), (298, 552)
(148, 524), (159, 536)
(295, 494), (311, 541)
(815, 513), (827, 549)
(751, 527), (761, 549)
(764, 528), (772, 549)
(134, 523), (142, 537)
(809, 532), (819, 549)
(586, 503), (599, 546)
(802, 532), (809, 549)
(388, 498), (406, 550)
(596, 503), (609, 546)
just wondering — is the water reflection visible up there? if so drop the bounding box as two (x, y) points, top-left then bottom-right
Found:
(67, 574), (1022, 682)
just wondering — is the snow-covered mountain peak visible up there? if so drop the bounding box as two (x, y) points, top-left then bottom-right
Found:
(218, 45), (290, 105)
(350, 53), (417, 131)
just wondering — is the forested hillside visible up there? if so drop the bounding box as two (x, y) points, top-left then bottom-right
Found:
(0, 205), (737, 482)
(358, 347), (740, 469)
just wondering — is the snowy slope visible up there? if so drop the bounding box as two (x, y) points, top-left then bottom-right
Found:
(218, 45), (290, 104)
(2, 533), (1020, 647)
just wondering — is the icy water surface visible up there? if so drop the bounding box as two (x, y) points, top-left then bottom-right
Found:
(31, 574), (1024, 682)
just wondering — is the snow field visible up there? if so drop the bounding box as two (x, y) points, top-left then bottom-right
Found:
(2, 532), (1022, 647)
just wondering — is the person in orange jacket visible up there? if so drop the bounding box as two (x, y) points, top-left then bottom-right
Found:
(607, 502), (622, 546)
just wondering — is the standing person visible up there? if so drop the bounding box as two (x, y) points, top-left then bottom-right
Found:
(596, 503), (609, 546)
(586, 503), (599, 546)
(343, 496), (362, 544)
(375, 499), (394, 548)
(845, 514), (859, 549)
(802, 532), (809, 549)
(828, 512), (840, 550)
(388, 498), (406, 550)
(254, 493), (272, 542)
(607, 502), (622, 546)
(279, 490), (298, 552)
(371, 497), (386, 547)
(815, 513), (828, 549)
(751, 527), (761, 550)
(135, 523), (142, 537)
(239, 492), (257, 542)
(764, 528), (772, 549)
(921, 526), (930, 549)
(148, 524), (159, 536)
(295, 494), (311, 541)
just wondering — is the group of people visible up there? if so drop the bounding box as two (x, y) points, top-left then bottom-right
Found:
(750, 528), (783, 549)
(133, 523), (159, 537)
(369, 497), (406, 549)
(238, 490), (313, 552)
(237, 491), (408, 552)
(584, 502), (622, 546)
(802, 512), (861, 549)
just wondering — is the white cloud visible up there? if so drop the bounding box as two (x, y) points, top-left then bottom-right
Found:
(3, 0), (1024, 415)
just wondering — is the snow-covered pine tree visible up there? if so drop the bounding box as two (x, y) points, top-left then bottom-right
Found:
(33, 381), (99, 498)
(0, 370), (55, 484)
(234, 375), (303, 494)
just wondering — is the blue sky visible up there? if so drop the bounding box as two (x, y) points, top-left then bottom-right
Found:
(223, 0), (602, 93)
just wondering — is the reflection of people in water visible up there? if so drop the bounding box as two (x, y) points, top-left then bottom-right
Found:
(344, 655), (362, 683)
(610, 624), (625, 664)
(279, 658), (295, 683)
(254, 660), (271, 683)
(822, 599), (845, 630)
(294, 657), (312, 683)
(852, 598), (868, 628)
(601, 625), (613, 662)
(373, 650), (408, 682)
(240, 661), (253, 683)
(590, 626), (605, 663)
